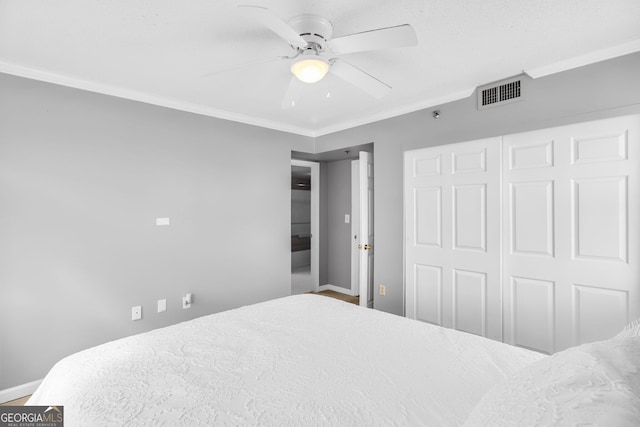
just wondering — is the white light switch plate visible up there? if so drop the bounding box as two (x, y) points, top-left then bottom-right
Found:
(157, 299), (166, 313)
(132, 305), (142, 321)
(345, 214), (350, 224)
(182, 296), (192, 309)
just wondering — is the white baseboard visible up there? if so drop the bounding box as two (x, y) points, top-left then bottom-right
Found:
(318, 284), (358, 297)
(0, 380), (41, 404)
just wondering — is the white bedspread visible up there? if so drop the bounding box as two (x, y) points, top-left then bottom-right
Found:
(28, 295), (544, 426)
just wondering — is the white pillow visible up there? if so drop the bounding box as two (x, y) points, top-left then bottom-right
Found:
(463, 338), (640, 427)
(615, 317), (640, 339)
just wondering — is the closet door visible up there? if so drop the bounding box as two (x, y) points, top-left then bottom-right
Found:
(405, 138), (502, 341)
(503, 115), (640, 353)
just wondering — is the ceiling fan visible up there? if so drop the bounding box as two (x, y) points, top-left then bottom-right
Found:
(210, 5), (418, 108)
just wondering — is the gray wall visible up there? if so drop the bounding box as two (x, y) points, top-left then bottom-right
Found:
(2, 52), (640, 391)
(315, 52), (640, 316)
(0, 73), (313, 390)
(325, 159), (352, 290)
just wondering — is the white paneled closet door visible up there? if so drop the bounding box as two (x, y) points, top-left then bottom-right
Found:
(503, 115), (640, 353)
(405, 138), (502, 341)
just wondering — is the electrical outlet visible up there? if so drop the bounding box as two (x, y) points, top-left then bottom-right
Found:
(131, 305), (142, 321)
(379, 284), (386, 296)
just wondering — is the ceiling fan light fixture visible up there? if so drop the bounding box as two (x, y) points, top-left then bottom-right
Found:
(291, 58), (329, 83)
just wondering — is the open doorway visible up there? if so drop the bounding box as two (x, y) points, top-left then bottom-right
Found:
(291, 144), (373, 305)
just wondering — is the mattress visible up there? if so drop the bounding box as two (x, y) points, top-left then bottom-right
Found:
(28, 294), (545, 426)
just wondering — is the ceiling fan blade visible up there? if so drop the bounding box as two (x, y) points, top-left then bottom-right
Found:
(201, 56), (287, 77)
(281, 76), (304, 109)
(330, 24), (417, 55)
(330, 59), (391, 98)
(238, 5), (308, 49)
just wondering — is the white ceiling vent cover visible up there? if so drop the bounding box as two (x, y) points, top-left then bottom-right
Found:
(477, 75), (525, 110)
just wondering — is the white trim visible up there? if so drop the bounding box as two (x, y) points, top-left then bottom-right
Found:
(350, 160), (360, 295)
(0, 60), (316, 138)
(318, 284), (359, 296)
(291, 159), (320, 292)
(4, 38), (637, 138)
(358, 151), (375, 308)
(0, 57), (475, 138)
(402, 151), (408, 318)
(525, 38), (640, 79)
(0, 58), (473, 138)
(0, 380), (41, 404)
(312, 87), (477, 137)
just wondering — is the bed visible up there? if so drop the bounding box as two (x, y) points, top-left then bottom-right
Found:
(27, 294), (640, 426)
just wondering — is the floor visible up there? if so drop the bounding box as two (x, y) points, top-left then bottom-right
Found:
(311, 290), (359, 305)
(292, 265), (359, 305)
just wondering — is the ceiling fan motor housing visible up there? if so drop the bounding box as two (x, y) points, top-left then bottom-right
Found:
(288, 14), (333, 52)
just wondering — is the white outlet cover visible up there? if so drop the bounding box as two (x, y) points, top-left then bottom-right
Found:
(157, 299), (166, 313)
(182, 296), (191, 309)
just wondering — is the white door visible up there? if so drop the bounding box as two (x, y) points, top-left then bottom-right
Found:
(350, 160), (361, 295)
(405, 138), (502, 341)
(503, 115), (640, 353)
(359, 151), (374, 308)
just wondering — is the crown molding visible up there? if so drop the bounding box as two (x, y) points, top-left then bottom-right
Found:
(525, 38), (640, 79)
(0, 61), (317, 137)
(3, 39), (638, 140)
(310, 87), (477, 136)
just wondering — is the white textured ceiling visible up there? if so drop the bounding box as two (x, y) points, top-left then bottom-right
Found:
(1, 0), (639, 137)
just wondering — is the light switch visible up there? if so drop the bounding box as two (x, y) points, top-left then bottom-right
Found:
(345, 214), (350, 224)
(132, 305), (142, 321)
(156, 217), (170, 226)
(157, 299), (166, 313)
(182, 293), (192, 309)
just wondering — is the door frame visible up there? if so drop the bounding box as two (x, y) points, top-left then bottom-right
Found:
(350, 152), (374, 307)
(291, 159), (320, 292)
(358, 151), (374, 308)
(350, 159), (360, 296)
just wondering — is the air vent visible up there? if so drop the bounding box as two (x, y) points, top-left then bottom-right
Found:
(477, 76), (525, 110)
